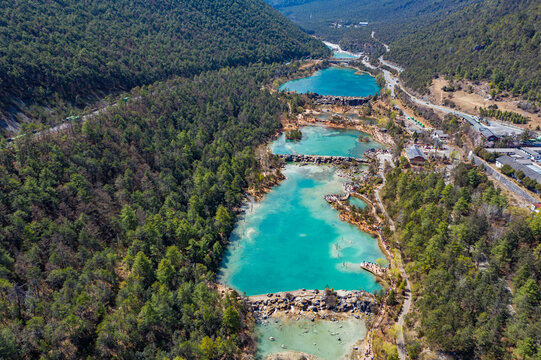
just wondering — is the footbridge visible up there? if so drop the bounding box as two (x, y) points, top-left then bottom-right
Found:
(277, 154), (369, 165)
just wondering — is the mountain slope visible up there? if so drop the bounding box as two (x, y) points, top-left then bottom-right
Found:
(388, 0), (540, 102)
(265, 0), (479, 52)
(0, 0), (328, 127)
(0, 65), (291, 359)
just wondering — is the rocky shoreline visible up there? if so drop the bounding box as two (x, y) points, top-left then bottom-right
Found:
(276, 153), (369, 166)
(248, 289), (378, 321)
(313, 95), (371, 106)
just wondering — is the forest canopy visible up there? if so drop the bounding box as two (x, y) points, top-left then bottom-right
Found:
(0, 0), (328, 124)
(0, 65), (290, 359)
(388, 0), (540, 102)
(267, 0), (540, 102)
(382, 163), (540, 359)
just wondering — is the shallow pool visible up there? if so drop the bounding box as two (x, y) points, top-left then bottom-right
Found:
(270, 126), (381, 158)
(257, 317), (367, 360)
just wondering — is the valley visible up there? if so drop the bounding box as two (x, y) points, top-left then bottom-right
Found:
(0, 0), (539, 359)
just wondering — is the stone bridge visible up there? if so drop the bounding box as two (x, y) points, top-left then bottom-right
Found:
(313, 95), (371, 106)
(247, 289), (377, 319)
(277, 153), (369, 166)
(329, 59), (354, 64)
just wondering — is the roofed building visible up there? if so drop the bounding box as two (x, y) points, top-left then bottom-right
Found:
(405, 145), (427, 166)
(479, 128), (499, 142)
(496, 155), (541, 184)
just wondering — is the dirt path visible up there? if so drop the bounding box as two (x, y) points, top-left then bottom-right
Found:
(374, 153), (411, 360)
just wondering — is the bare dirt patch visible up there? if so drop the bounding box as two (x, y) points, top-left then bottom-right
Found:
(299, 60), (322, 70)
(429, 78), (541, 129)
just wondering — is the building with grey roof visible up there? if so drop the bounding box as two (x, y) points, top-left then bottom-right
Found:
(522, 147), (541, 161)
(486, 147), (541, 162)
(405, 145), (427, 166)
(496, 155), (541, 183)
(479, 128), (499, 142)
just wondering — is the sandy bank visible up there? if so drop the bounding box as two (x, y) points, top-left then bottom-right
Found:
(264, 350), (319, 360)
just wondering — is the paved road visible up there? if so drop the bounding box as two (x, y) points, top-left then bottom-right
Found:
(469, 152), (536, 204)
(9, 96), (140, 147)
(370, 32), (528, 138)
(370, 35), (526, 359)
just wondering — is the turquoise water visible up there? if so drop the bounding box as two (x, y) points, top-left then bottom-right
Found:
(219, 165), (383, 296)
(257, 317), (366, 360)
(333, 51), (359, 59)
(349, 197), (367, 209)
(279, 67), (380, 97)
(270, 126), (381, 158)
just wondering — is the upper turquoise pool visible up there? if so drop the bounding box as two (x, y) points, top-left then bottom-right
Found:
(279, 67), (380, 97)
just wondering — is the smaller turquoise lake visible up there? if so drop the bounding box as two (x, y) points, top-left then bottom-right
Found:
(271, 126), (381, 158)
(349, 197), (367, 209)
(333, 51), (359, 59)
(279, 67), (380, 97)
(324, 42), (360, 59)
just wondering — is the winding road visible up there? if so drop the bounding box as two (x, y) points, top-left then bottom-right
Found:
(370, 32), (527, 138)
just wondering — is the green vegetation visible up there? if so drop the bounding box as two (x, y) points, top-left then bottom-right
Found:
(474, 146), (498, 163)
(285, 129), (302, 140)
(0, 0), (328, 127)
(389, 0), (541, 102)
(0, 66), (289, 359)
(498, 163), (541, 192)
(266, 0), (476, 53)
(269, 0), (540, 103)
(480, 106), (529, 124)
(382, 162), (540, 358)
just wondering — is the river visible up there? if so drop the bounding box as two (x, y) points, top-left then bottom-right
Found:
(323, 41), (362, 59)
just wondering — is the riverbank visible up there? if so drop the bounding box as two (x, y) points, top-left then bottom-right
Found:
(264, 351), (318, 360)
(323, 177), (396, 289)
(323, 41), (362, 58)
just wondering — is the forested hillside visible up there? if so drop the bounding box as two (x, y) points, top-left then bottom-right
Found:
(383, 163), (540, 359)
(0, 66), (288, 359)
(389, 0), (540, 102)
(0, 0), (328, 128)
(267, 0), (316, 7)
(265, 0), (478, 52)
(267, 0), (539, 103)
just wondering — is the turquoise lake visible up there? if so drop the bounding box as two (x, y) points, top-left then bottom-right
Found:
(279, 67), (380, 97)
(219, 164), (383, 296)
(271, 126), (381, 158)
(333, 50), (359, 59)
